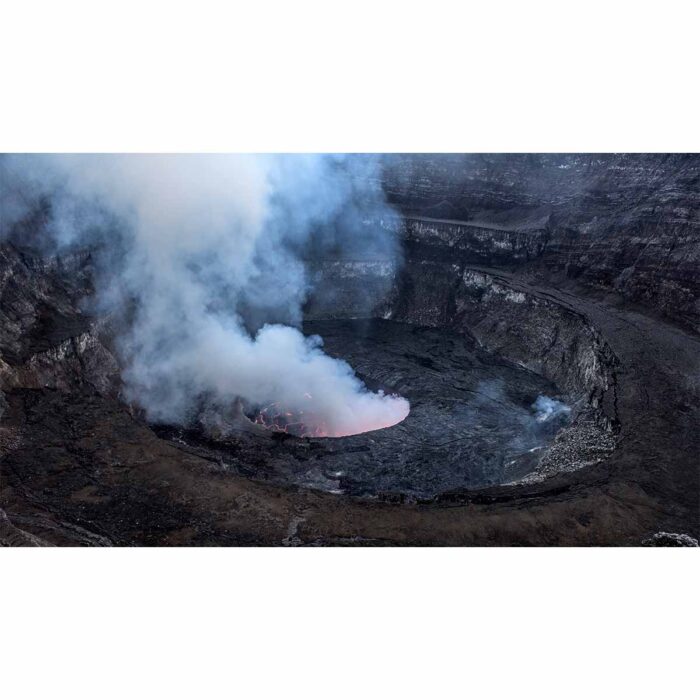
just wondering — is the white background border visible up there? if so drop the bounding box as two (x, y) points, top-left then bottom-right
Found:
(2, 2), (698, 699)
(2, 1), (698, 152)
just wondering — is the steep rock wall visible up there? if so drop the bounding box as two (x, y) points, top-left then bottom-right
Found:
(378, 154), (700, 332)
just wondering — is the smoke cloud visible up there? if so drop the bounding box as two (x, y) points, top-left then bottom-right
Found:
(532, 395), (572, 424)
(0, 154), (409, 437)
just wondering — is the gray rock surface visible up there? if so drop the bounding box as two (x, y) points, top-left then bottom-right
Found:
(380, 154), (700, 332)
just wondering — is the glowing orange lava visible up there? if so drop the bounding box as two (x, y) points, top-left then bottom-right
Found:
(253, 399), (329, 437)
(252, 392), (409, 438)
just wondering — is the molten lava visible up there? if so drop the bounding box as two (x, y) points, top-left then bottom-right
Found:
(252, 392), (409, 438)
(253, 400), (329, 437)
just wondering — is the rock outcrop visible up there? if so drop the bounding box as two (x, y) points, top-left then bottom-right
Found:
(379, 154), (700, 332)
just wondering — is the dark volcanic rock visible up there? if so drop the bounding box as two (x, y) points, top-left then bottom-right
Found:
(1, 154), (699, 546)
(380, 154), (700, 332)
(0, 243), (119, 395)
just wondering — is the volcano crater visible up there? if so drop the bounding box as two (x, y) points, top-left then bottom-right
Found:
(4, 154), (697, 545)
(159, 314), (614, 500)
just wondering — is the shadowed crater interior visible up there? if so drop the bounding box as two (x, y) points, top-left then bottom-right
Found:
(298, 319), (573, 496)
(158, 318), (580, 499)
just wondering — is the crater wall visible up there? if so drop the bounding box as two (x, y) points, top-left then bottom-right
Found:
(378, 154), (700, 333)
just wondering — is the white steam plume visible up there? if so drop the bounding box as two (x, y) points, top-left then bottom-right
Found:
(0, 154), (409, 437)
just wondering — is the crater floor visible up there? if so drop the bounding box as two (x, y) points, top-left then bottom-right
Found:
(304, 319), (577, 496)
(164, 320), (576, 498)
